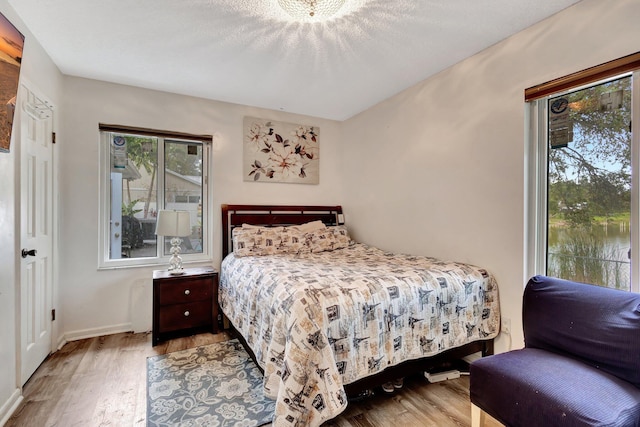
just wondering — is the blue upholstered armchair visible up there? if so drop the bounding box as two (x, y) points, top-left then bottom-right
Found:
(470, 275), (640, 427)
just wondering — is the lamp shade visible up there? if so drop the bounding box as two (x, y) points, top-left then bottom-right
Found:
(155, 210), (191, 237)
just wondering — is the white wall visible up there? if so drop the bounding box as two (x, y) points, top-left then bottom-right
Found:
(0, 1), (62, 424)
(58, 77), (344, 338)
(4, 4), (639, 422)
(341, 0), (640, 353)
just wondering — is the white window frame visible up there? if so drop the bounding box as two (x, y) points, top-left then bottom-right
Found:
(526, 71), (640, 293)
(98, 130), (212, 269)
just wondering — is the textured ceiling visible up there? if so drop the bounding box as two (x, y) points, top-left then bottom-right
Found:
(9, 0), (582, 120)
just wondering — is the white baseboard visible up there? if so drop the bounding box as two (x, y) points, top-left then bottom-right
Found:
(63, 323), (133, 343)
(0, 389), (22, 427)
(56, 333), (67, 351)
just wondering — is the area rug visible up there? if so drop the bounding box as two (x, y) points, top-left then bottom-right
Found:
(147, 339), (275, 427)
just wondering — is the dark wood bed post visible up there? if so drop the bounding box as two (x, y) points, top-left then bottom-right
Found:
(482, 338), (494, 356)
(221, 204), (230, 258)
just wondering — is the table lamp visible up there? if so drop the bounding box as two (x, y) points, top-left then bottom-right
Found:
(155, 210), (191, 274)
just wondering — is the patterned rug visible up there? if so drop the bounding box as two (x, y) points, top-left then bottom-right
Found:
(147, 339), (275, 427)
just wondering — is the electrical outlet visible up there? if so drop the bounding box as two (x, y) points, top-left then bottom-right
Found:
(501, 317), (511, 335)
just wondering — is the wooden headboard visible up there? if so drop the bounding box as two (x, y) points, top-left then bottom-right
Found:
(221, 204), (344, 258)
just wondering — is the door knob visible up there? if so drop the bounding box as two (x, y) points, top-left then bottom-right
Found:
(21, 249), (37, 258)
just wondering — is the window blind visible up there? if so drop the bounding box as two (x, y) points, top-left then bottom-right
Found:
(99, 123), (212, 143)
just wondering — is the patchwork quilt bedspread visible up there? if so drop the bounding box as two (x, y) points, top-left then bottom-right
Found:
(219, 243), (500, 427)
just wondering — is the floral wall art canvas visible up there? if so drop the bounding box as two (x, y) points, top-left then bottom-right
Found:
(243, 116), (319, 184)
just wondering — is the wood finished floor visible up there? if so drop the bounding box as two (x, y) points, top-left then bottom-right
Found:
(6, 332), (502, 427)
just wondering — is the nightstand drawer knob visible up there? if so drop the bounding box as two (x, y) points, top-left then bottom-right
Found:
(184, 289), (190, 295)
(184, 310), (190, 317)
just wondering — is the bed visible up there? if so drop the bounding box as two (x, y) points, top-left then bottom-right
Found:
(219, 204), (500, 427)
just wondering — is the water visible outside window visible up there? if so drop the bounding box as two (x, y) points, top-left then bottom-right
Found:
(546, 76), (632, 291)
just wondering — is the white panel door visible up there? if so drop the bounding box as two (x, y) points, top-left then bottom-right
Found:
(19, 85), (54, 385)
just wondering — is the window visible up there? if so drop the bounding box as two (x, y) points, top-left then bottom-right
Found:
(527, 53), (640, 292)
(98, 125), (211, 268)
(546, 77), (632, 289)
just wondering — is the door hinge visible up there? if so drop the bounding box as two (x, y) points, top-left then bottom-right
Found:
(51, 309), (56, 321)
(52, 132), (56, 144)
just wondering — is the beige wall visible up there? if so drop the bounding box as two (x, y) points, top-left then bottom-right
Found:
(341, 0), (640, 352)
(3, 0), (640, 420)
(57, 77), (344, 338)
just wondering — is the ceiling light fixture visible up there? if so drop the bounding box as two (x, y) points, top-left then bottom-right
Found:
(278, 0), (346, 21)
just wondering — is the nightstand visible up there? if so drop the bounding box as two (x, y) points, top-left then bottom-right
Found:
(152, 267), (219, 346)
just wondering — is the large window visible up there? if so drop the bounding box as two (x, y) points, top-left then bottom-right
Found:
(99, 125), (211, 268)
(546, 77), (632, 290)
(527, 54), (640, 292)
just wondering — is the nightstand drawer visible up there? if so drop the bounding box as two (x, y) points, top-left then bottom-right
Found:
(152, 268), (219, 345)
(158, 301), (212, 332)
(157, 278), (212, 305)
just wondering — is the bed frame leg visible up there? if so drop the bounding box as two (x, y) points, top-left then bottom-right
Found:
(471, 403), (486, 427)
(482, 339), (494, 356)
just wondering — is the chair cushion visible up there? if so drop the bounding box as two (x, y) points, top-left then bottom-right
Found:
(470, 348), (640, 427)
(524, 275), (640, 388)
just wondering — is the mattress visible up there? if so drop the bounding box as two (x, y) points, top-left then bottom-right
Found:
(219, 242), (500, 426)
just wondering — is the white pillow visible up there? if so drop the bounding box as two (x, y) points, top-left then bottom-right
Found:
(289, 220), (327, 233)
